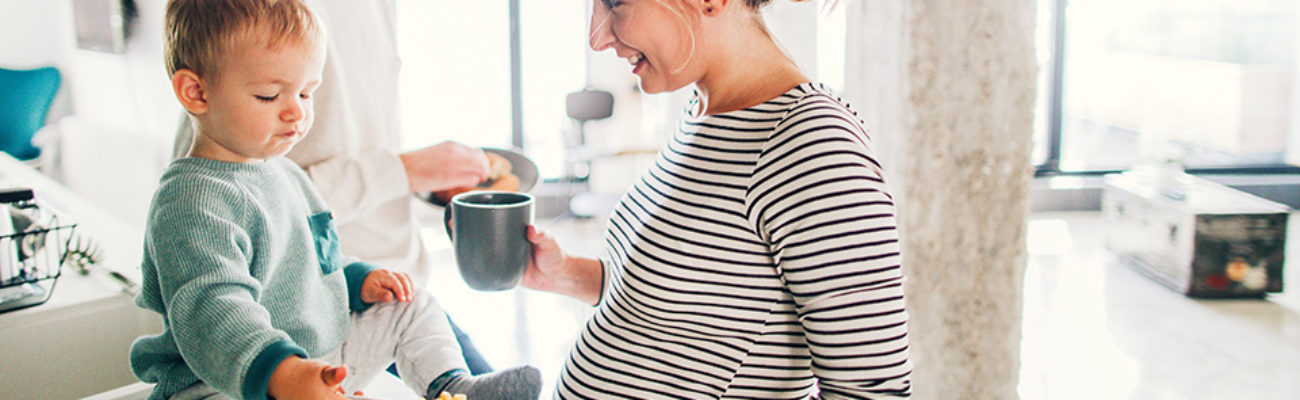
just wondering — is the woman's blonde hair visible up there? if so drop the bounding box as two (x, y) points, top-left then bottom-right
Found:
(163, 0), (322, 78)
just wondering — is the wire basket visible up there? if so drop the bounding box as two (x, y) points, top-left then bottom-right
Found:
(0, 218), (77, 313)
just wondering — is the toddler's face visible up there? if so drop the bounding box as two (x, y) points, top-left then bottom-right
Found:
(192, 35), (326, 163)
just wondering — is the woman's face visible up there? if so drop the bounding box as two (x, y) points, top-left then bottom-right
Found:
(589, 0), (702, 93)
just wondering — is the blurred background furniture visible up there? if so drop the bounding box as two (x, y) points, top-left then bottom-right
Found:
(0, 66), (61, 163)
(1103, 170), (1289, 298)
(562, 88), (614, 184)
(562, 88), (617, 218)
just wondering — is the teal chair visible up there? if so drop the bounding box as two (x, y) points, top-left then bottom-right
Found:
(0, 66), (62, 161)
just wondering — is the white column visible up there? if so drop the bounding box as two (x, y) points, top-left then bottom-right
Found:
(845, 0), (1038, 398)
(0, 0), (68, 67)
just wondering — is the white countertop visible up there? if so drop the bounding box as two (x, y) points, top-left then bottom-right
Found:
(0, 152), (161, 399)
(0, 152), (144, 319)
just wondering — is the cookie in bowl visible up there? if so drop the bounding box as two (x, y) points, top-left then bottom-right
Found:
(431, 152), (521, 204)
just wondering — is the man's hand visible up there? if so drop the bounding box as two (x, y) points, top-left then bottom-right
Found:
(267, 356), (348, 400)
(399, 141), (490, 193)
(362, 268), (414, 303)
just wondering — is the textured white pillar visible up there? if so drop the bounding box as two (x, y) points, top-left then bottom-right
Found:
(845, 1), (1038, 398)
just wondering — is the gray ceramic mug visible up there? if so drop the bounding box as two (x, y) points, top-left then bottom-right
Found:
(448, 191), (534, 291)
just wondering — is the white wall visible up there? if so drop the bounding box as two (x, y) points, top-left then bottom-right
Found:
(0, 0), (70, 67)
(763, 1), (819, 77)
(0, 0), (174, 228)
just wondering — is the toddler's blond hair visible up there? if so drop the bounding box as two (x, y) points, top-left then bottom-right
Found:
(164, 0), (322, 79)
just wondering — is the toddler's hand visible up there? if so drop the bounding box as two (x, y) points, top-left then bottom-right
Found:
(362, 269), (414, 303)
(267, 356), (348, 400)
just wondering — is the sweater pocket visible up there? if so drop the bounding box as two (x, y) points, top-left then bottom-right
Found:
(308, 211), (342, 275)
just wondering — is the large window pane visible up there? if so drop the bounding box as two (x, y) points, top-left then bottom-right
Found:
(396, 1), (512, 151)
(396, 0), (587, 179)
(1058, 0), (1297, 172)
(521, 0), (587, 179)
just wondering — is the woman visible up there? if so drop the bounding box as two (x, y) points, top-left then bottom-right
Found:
(523, 0), (913, 398)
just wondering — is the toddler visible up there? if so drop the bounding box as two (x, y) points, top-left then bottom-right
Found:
(129, 1), (539, 399)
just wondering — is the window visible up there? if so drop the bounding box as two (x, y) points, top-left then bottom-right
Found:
(519, 0), (587, 178)
(396, 0), (587, 179)
(1038, 0), (1299, 174)
(396, 1), (512, 150)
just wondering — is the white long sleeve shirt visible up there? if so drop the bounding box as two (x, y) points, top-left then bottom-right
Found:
(286, 0), (427, 283)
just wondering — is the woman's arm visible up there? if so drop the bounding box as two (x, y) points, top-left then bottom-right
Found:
(522, 225), (605, 305)
(748, 94), (913, 398)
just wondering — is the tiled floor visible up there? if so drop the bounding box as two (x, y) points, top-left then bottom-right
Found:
(1020, 212), (1300, 400)
(410, 207), (1300, 399)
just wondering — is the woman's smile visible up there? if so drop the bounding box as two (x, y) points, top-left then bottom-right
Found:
(627, 53), (645, 73)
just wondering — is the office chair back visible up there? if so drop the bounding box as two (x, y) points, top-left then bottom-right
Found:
(566, 89), (614, 122)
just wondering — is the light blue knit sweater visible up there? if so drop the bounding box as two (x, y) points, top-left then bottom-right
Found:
(129, 157), (375, 400)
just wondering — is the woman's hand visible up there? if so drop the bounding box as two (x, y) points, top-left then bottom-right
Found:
(361, 268), (414, 303)
(267, 356), (348, 400)
(399, 141), (491, 193)
(522, 225), (604, 305)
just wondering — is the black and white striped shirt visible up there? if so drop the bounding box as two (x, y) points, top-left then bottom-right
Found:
(556, 83), (912, 399)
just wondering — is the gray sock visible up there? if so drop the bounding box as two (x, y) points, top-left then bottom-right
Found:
(427, 366), (541, 400)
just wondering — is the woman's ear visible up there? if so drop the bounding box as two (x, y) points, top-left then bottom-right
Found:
(171, 69), (208, 115)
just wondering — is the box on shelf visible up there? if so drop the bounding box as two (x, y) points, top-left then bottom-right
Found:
(1102, 170), (1289, 298)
